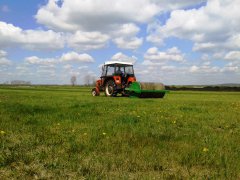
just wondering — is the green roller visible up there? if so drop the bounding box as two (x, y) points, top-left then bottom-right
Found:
(125, 82), (169, 98)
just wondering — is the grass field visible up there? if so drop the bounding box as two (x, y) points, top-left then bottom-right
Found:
(0, 86), (240, 179)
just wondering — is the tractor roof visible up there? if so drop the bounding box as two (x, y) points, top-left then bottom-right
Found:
(104, 61), (133, 66)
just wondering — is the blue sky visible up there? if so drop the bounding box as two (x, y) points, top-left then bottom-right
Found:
(0, 0), (239, 85)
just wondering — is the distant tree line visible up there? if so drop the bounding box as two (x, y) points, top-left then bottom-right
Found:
(11, 80), (31, 85)
(83, 75), (96, 86)
(7, 80), (31, 85)
(70, 75), (96, 86)
(165, 85), (240, 92)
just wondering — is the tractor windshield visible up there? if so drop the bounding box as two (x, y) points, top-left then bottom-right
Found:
(115, 65), (134, 75)
(102, 64), (134, 76)
(125, 65), (134, 75)
(109, 66), (115, 76)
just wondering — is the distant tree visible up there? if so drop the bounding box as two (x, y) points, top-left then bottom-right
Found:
(84, 75), (96, 86)
(71, 76), (77, 86)
(84, 75), (91, 86)
(91, 76), (96, 86)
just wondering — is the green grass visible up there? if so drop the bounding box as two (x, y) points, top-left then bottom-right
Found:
(0, 86), (240, 179)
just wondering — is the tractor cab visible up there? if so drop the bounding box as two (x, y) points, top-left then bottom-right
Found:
(101, 61), (135, 79)
(92, 61), (136, 96)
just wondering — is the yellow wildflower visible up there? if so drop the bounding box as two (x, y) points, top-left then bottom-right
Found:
(1, 130), (6, 135)
(83, 133), (87, 136)
(102, 132), (106, 135)
(203, 147), (209, 152)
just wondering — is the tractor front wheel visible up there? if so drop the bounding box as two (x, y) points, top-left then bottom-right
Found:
(92, 88), (100, 96)
(105, 80), (116, 97)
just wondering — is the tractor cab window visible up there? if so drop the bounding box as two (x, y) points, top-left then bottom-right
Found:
(116, 66), (124, 75)
(125, 66), (134, 75)
(106, 65), (115, 76)
(101, 66), (107, 76)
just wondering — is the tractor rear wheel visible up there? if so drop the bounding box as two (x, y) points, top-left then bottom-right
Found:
(105, 80), (116, 97)
(92, 88), (100, 96)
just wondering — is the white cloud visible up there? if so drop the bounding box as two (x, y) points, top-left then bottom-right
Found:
(78, 66), (88, 70)
(60, 51), (94, 63)
(67, 31), (109, 51)
(142, 60), (165, 66)
(36, 0), (205, 32)
(36, 69), (56, 75)
(35, 0), (205, 50)
(1, 1), (207, 52)
(23, 30), (64, 50)
(161, 65), (176, 72)
(221, 66), (239, 73)
(25, 52), (94, 66)
(144, 47), (185, 62)
(0, 21), (64, 50)
(0, 50), (12, 66)
(112, 23), (143, 49)
(17, 52), (95, 84)
(134, 60), (240, 85)
(146, 20), (164, 45)
(0, 21), (111, 51)
(0, 50), (7, 58)
(63, 64), (73, 70)
(147, 0), (240, 54)
(0, 58), (11, 66)
(193, 42), (217, 52)
(15, 66), (29, 72)
(110, 52), (137, 63)
(113, 37), (143, 50)
(220, 61), (239, 73)
(189, 65), (200, 73)
(2, 0), (240, 85)
(35, 0), (159, 32)
(188, 63), (239, 74)
(25, 56), (57, 66)
(112, 23), (140, 37)
(224, 51), (240, 61)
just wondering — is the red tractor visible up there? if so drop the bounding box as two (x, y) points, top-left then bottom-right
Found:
(92, 61), (136, 97)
